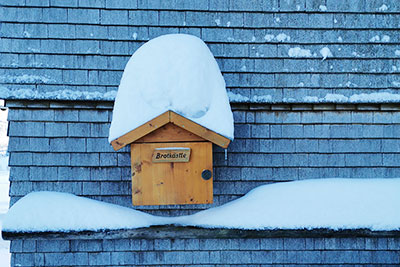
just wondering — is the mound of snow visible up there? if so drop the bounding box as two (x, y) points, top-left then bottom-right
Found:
(288, 47), (312, 57)
(3, 179), (400, 232)
(2, 192), (169, 232)
(109, 34), (234, 143)
(175, 178), (400, 230)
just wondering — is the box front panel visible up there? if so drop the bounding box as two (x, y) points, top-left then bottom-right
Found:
(131, 142), (213, 206)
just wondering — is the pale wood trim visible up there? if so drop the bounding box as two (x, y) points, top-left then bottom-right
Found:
(134, 122), (205, 143)
(170, 111), (231, 148)
(111, 111), (170, 151)
(111, 110), (231, 150)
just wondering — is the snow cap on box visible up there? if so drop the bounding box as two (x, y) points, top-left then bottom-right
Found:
(109, 34), (234, 143)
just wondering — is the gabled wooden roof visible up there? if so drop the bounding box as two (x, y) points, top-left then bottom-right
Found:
(111, 110), (231, 151)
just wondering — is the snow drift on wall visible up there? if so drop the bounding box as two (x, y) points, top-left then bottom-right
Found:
(3, 179), (400, 232)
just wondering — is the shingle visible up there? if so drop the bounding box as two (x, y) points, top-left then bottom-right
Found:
(32, 153), (70, 166)
(101, 10), (129, 25)
(9, 122), (44, 137)
(76, 25), (108, 39)
(159, 11), (185, 26)
(48, 24), (75, 38)
(68, 8), (99, 24)
(0, 0), (26, 6)
(9, 152), (32, 166)
(58, 167), (91, 181)
(55, 110), (79, 122)
(44, 122), (67, 137)
(12, 253), (35, 267)
(100, 181), (130, 195)
(79, 110), (109, 122)
(44, 252), (88, 266)
(77, 0), (104, 7)
(10, 181), (33, 195)
(68, 123), (90, 137)
(71, 153), (99, 166)
(30, 166), (58, 181)
(99, 153), (117, 166)
(50, 0), (78, 7)
(37, 240), (70, 252)
(148, 27), (179, 39)
(129, 10), (158, 25)
(8, 137), (30, 152)
(50, 138), (86, 152)
(9, 167), (30, 181)
(90, 123), (109, 137)
(42, 7), (67, 23)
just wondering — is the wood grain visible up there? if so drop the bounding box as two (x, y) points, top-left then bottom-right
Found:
(131, 142), (213, 206)
(170, 111), (231, 148)
(111, 111), (231, 150)
(135, 122), (205, 143)
(111, 111), (169, 151)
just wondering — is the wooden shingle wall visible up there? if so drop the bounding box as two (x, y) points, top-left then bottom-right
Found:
(0, 0), (400, 102)
(9, 236), (400, 266)
(6, 101), (400, 216)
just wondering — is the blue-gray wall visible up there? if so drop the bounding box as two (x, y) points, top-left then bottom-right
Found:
(1, 0), (400, 102)
(6, 101), (400, 215)
(9, 236), (400, 266)
(3, 2), (400, 266)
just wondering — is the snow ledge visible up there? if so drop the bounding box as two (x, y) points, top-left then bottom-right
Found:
(3, 87), (400, 105)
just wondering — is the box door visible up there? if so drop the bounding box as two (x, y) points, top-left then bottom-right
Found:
(131, 142), (213, 206)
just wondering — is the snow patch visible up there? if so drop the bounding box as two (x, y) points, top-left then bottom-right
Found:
(319, 5), (327, 11)
(320, 47), (333, 60)
(382, 35), (390, 42)
(395, 50), (400, 56)
(132, 32), (138, 40)
(275, 33), (290, 42)
(0, 87), (117, 101)
(392, 81), (400, 87)
(0, 75), (52, 84)
(378, 4), (388, 11)
(324, 93), (349, 102)
(323, 92), (400, 103)
(252, 95), (272, 102)
(337, 36), (343, 42)
(264, 34), (274, 42)
(369, 35), (390, 42)
(109, 34), (234, 143)
(370, 35), (380, 42)
(214, 18), (221, 26)
(227, 92), (250, 102)
(303, 96), (319, 102)
(227, 92), (272, 103)
(288, 47), (312, 57)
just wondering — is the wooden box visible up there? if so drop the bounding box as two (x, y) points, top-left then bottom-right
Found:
(111, 111), (230, 206)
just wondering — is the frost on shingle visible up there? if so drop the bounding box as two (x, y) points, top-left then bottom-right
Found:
(288, 47), (312, 57)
